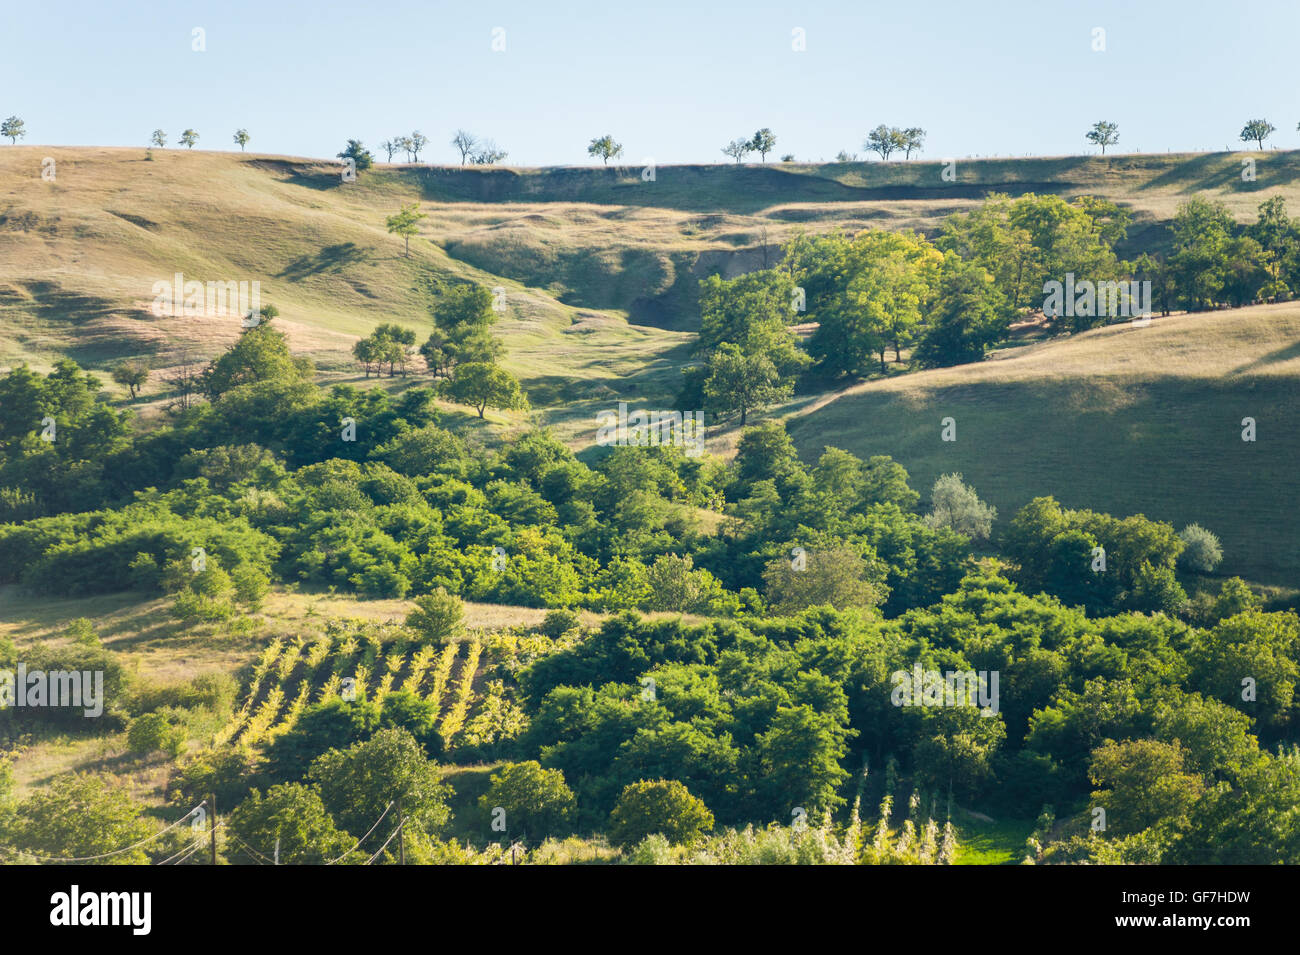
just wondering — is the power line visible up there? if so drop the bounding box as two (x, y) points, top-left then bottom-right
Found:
(227, 833), (274, 865)
(25, 800), (207, 864)
(325, 801), (395, 865)
(163, 839), (207, 866)
(365, 820), (405, 865)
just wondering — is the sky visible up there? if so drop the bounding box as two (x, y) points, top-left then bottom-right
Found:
(3, 0), (1298, 166)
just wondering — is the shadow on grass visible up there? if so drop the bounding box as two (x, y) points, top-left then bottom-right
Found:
(278, 242), (373, 281)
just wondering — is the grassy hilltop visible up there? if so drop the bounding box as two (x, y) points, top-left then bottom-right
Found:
(1, 145), (1297, 582)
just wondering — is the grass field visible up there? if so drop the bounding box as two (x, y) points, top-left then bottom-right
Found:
(785, 304), (1300, 585)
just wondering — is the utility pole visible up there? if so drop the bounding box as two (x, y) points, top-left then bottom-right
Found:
(396, 798), (406, 865)
(209, 794), (218, 866)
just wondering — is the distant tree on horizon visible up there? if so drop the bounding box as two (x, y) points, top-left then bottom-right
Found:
(1241, 119), (1276, 150)
(587, 134), (623, 165)
(452, 130), (478, 165)
(722, 138), (752, 163)
(1, 116), (26, 144)
(409, 130), (428, 162)
(900, 127), (926, 159)
(337, 139), (373, 172)
(150, 129), (167, 149)
(1086, 121), (1120, 155)
(470, 140), (507, 165)
(380, 139), (398, 162)
(233, 129), (250, 151)
(750, 128), (777, 161)
(865, 125), (901, 160)
(180, 129), (199, 149)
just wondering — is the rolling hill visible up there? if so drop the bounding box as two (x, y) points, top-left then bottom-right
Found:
(1, 145), (1297, 583)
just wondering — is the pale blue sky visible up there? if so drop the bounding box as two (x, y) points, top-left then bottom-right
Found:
(3, 0), (1296, 165)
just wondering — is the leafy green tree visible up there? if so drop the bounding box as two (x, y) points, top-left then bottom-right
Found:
(1177, 523), (1223, 573)
(263, 698), (381, 780)
(749, 128), (777, 161)
(936, 193), (1128, 311)
(1240, 118), (1275, 150)
(386, 203), (427, 257)
(478, 761), (576, 840)
(309, 728), (451, 845)
(336, 139), (374, 171)
(722, 138), (752, 163)
(351, 336), (381, 377)
(761, 543), (886, 613)
(1171, 751), (1300, 863)
(1248, 196), (1298, 300)
(924, 473), (996, 541)
(1208, 577), (1263, 623)
(434, 284), (496, 333)
(419, 329), (454, 377)
(640, 554), (729, 614)
(353, 323), (416, 377)
(179, 128), (199, 149)
(202, 323), (312, 399)
(150, 129), (167, 149)
(912, 701), (1007, 797)
(913, 256), (1011, 367)
(233, 129), (250, 151)
(405, 588), (463, 643)
(127, 712), (186, 758)
(1187, 611), (1299, 728)
(1085, 121), (1119, 154)
(802, 229), (941, 376)
(756, 704), (855, 816)
(231, 562), (269, 609)
(609, 779), (714, 848)
(445, 362), (528, 418)
(703, 343), (789, 425)
(226, 783), (357, 864)
(1152, 691), (1260, 780)
(10, 774), (154, 864)
(696, 270), (807, 377)
(111, 361), (149, 398)
(2, 116), (26, 143)
(587, 134), (623, 165)
(1088, 739), (1204, 837)
(1169, 195), (1234, 310)
(864, 124), (902, 160)
(899, 127), (925, 158)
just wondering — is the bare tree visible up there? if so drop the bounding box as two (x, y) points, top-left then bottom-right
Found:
(452, 130), (478, 165)
(163, 357), (203, 414)
(410, 130), (428, 162)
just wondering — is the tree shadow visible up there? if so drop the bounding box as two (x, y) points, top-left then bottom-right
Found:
(277, 242), (372, 281)
(1228, 337), (1300, 376)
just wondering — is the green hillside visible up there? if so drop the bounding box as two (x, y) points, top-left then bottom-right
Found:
(782, 304), (1300, 585)
(2, 145), (1297, 583)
